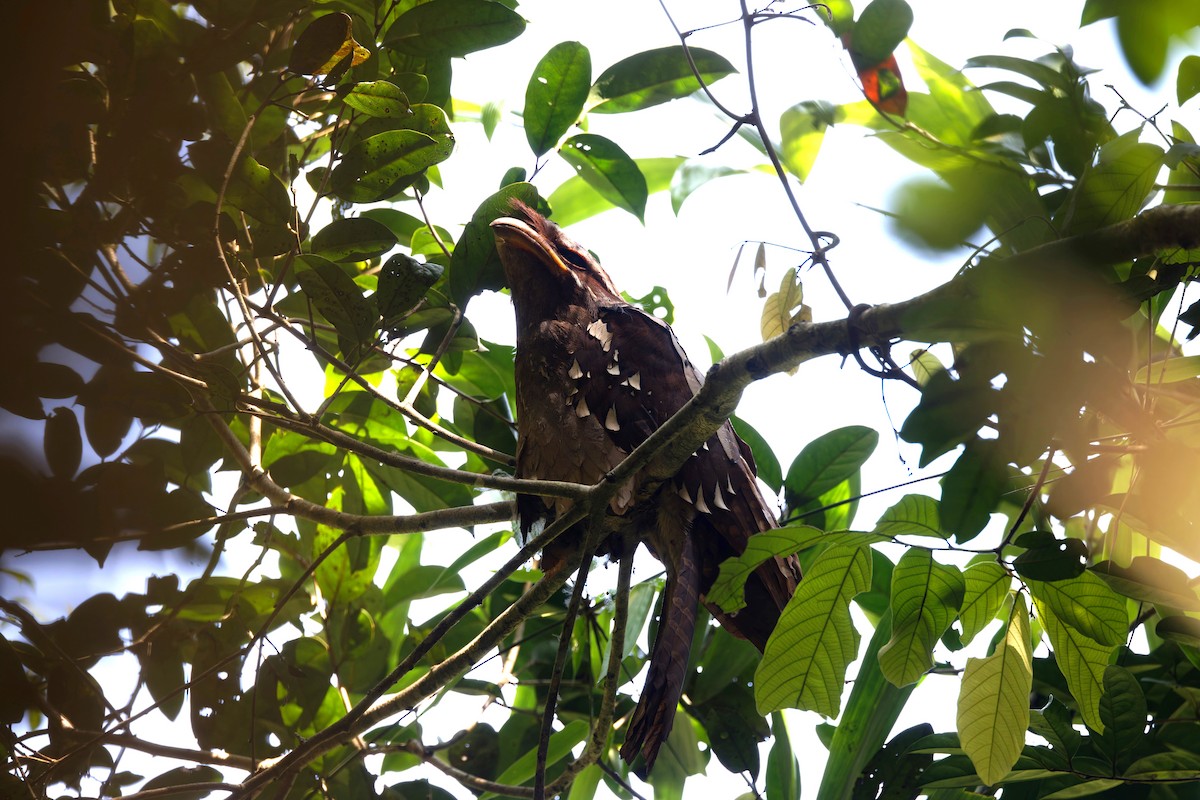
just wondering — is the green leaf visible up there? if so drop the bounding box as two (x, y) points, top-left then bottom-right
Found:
(558, 134), (647, 221)
(448, 181), (541, 305)
(1095, 665), (1146, 772)
(1033, 594), (1115, 732)
(1063, 132), (1164, 234)
(1123, 751), (1200, 781)
(817, 610), (919, 800)
(548, 156), (683, 226)
(188, 139), (293, 225)
(907, 42), (995, 145)
(1013, 536), (1088, 582)
(343, 80), (412, 118)
(331, 119), (455, 203)
(756, 544), (872, 717)
(1026, 573), (1127, 646)
(958, 559), (1011, 646)
(731, 415), (782, 493)
(311, 217), (398, 262)
(670, 161), (745, 214)
(766, 712), (800, 800)
(45, 407), (82, 479)
(1091, 558), (1200, 610)
(383, 0), (526, 58)
(288, 11), (369, 76)
(377, 254), (443, 328)
(1179, 55), (1200, 105)
(141, 766), (224, 800)
(589, 46), (735, 113)
(872, 494), (944, 539)
(851, 0), (913, 65)
(779, 101), (837, 183)
(524, 41), (591, 157)
(957, 595), (1032, 787)
(939, 441), (1007, 543)
(900, 371), (995, 467)
(784, 425), (878, 508)
(710, 527), (887, 613)
(294, 255), (378, 360)
(878, 549), (965, 686)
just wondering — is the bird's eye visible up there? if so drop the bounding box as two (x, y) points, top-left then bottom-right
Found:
(560, 248), (591, 270)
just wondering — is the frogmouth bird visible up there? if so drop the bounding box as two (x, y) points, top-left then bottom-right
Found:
(491, 203), (800, 773)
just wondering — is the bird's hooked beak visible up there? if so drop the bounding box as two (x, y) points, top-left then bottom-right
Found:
(491, 216), (578, 284)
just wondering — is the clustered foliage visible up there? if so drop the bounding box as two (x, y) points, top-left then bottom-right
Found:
(3, 0), (1200, 799)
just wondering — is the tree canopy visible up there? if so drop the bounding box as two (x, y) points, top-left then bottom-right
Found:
(4, 1), (1200, 799)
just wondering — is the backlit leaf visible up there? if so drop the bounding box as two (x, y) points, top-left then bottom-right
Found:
(525, 41), (591, 157)
(879, 549), (965, 686)
(558, 134), (647, 221)
(957, 595), (1032, 786)
(589, 46), (735, 113)
(756, 544), (872, 717)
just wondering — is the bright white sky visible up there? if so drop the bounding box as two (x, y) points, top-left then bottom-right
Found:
(13, 1), (1194, 798)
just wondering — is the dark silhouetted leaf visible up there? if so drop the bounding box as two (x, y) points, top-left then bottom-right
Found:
(311, 217), (398, 262)
(383, 0), (525, 57)
(288, 11), (370, 76)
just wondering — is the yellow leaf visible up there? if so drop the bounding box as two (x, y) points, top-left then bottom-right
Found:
(958, 594), (1032, 786)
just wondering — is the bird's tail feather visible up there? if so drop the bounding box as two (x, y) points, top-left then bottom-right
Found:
(619, 537), (701, 775)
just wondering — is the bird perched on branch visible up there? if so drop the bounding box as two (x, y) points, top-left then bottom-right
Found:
(491, 203), (799, 774)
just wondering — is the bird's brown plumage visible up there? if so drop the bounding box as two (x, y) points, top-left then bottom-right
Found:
(492, 203), (799, 773)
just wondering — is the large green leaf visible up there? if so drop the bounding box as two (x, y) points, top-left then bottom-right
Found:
(331, 114), (455, 203)
(524, 41), (591, 157)
(589, 46), (735, 113)
(343, 80), (412, 118)
(756, 544), (872, 717)
(816, 610), (918, 800)
(1062, 132), (1164, 234)
(779, 101), (837, 183)
(557, 134), (647, 221)
(709, 527), (888, 613)
(878, 549), (965, 686)
(939, 441), (1008, 543)
(957, 595), (1032, 786)
(1027, 573), (1127, 647)
(872, 494), (945, 539)
(1033, 594), (1115, 732)
(383, 0), (525, 57)
(547, 156), (684, 226)
(294, 255), (378, 360)
(784, 425), (878, 509)
(957, 558), (1011, 646)
(311, 217), (398, 262)
(447, 181), (541, 304)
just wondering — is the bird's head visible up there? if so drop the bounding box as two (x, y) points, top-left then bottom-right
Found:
(491, 201), (622, 328)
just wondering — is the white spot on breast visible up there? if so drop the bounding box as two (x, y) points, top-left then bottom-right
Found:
(712, 484), (729, 511)
(620, 372), (641, 390)
(677, 483), (693, 503)
(693, 490), (711, 514)
(576, 397), (591, 418)
(604, 407), (620, 431)
(606, 361), (620, 375)
(568, 359), (583, 379)
(586, 319), (613, 352)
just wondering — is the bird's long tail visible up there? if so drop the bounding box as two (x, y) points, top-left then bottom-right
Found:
(619, 536), (701, 775)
